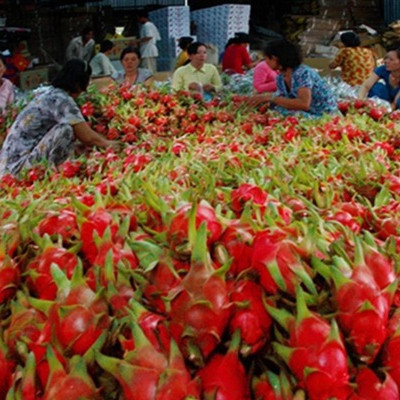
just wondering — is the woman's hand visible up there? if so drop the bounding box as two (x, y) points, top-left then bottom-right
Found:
(359, 72), (379, 99)
(74, 122), (122, 150)
(107, 140), (124, 152)
(245, 93), (271, 107)
(203, 83), (216, 93)
(188, 82), (202, 92)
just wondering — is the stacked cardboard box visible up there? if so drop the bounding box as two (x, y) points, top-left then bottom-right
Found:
(298, 17), (341, 56)
(319, 0), (383, 29)
(382, 20), (400, 48)
(20, 66), (49, 90)
(283, 14), (312, 43)
(109, 36), (136, 61)
(191, 4), (251, 59)
(319, 0), (353, 28)
(149, 6), (190, 72)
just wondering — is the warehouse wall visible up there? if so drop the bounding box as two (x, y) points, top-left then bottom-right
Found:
(2, 0), (386, 68)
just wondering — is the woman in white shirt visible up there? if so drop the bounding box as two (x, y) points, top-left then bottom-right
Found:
(90, 40), (117, 77)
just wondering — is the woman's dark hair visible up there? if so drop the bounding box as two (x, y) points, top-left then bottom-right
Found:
(100, 39), (114, 53)
(340, 31), (361, 47)
(52, 59), (92, 93)
(187, 42), (206, 56)
(263, 39), (302, 70)
(234, 32), (250, 44)
(120, 46), (141, 61)
(386, 46), (400, 60)
(224, 38), (237, 49)
(178, 36), (194, 50)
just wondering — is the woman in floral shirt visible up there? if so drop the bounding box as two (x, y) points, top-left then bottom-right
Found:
(246, 39), (337, 117)
(0, 59), (118, 177)
(329, 31), (375, 86)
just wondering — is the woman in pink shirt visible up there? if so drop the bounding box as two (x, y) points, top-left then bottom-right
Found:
(253, 59), (278, 94)
(0, 55), (14, 113)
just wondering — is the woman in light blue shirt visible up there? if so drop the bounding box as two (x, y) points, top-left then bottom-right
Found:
(359, 47), (400, 110)
(112, 46), (153, 88)
(246, 39), (337, 117)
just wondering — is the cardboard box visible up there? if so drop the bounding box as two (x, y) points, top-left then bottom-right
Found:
(299, 29), (337, 41)
(153, 71), (172, 81)
(307, 17), (341, 31)
(314, 44), (339, 57)
(109, 37), (137, 61)
(90, 76), (114, 91)
(20, 66), (49, 90)
(303, 57), (341, 77)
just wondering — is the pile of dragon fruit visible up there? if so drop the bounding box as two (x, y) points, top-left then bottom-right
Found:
(1, 83), (400, 399)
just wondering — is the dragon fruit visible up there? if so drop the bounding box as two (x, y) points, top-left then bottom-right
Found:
(383, 323), (400, 389)
(167, 223), (231, 365)
(0, 256), (20, 304)
(167, 201), (223, 257)
(330, 261), (392, 363)
(42, 349), (100, 400)
(349, 367), (399, 399)
(251, 229), (315, 296)
(197, 329), (251, 399)
(267, 287), (351, 400)
(0, 338), (15, 400)
(96, 323), (200, 400)
(216, 220), (254, 276)
(26, 239), (78, 300)
(252, 370), (294, 400)
(230, 183), (268, 216)
(228, 279), (272, 355)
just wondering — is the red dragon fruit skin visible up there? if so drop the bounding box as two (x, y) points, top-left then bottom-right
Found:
(10, 352), (38, 400)
(217, 220), (254, 277)
(37, 208), (78, 242)
(252, 370), (292, 400)
(269, 287), (351, 400)
(0, 256), (20, 304)
(26, 245), (78, 300)
(167, 201), (223, 256)
(383, 328), (400, 389)
(42, 349), (100, 400)
(48, 263), (111, 356)
(80, 208), (119, 265)
(127, 298), (172, 355)
(251, 229), (299, 295)
(362, 243), (396, 290)
(230, 183), (268, 215)
(228, 279), (272, 355)
(0, 337), (15, 400)
(331, 263), (390, 364)
(96, 323), (199, 400)
(349, 367), (400, 400)
(197, 330), (251, 400)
